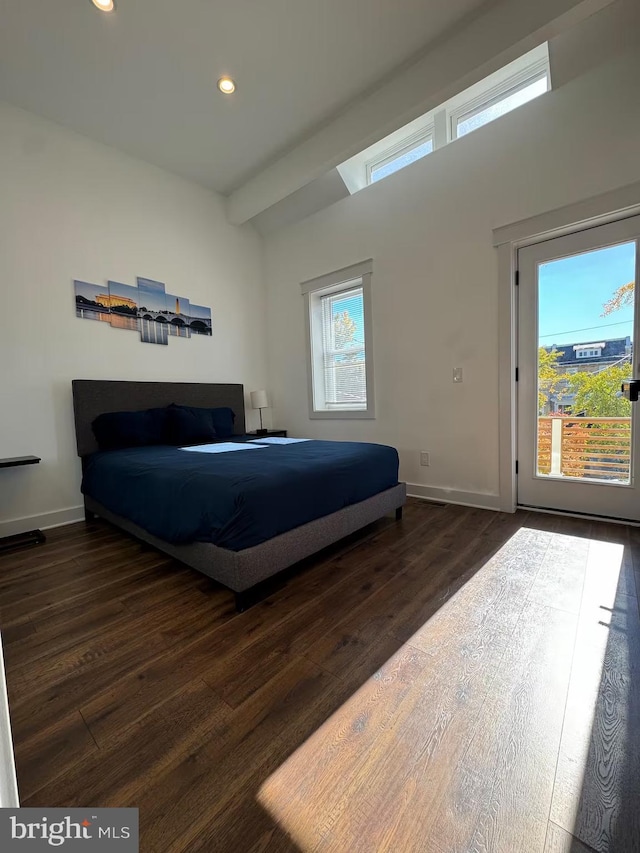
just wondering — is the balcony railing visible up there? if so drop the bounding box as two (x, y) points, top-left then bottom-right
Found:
(538, 417), (631, 481)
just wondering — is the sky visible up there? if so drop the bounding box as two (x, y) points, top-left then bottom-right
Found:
(538, 241), (635, 347)
(137, 278), (167, 312)
(190, 303), (212, 321)
(166, 294), (190, 315)
(108, 280), (139, 306)
(75, 280), (107, 301)
(371, 139), (433, 183)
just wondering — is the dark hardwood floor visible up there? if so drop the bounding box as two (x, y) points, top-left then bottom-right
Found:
(0, 499), (638, 852)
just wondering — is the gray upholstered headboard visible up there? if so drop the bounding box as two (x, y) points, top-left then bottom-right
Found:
(72, 379), (246, 457)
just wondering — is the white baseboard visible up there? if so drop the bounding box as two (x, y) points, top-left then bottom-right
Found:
(0, 490), (502, 541)
(406, 484), (502, 512)
(0, 506), (84, 539)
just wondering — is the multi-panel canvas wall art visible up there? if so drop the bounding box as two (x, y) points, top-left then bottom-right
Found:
(167, 295), (191, 339)
(189, 304), (213, 336)
(74, 277), (212, 346)
(108, 281), (140, 332)
(137, 277), (169, 346)
(74, 281), (112, 323)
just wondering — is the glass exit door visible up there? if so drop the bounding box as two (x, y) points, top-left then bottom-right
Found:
(517, 216), (639, 521)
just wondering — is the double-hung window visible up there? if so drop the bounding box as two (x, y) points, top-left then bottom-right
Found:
(302, 260), (375, 419)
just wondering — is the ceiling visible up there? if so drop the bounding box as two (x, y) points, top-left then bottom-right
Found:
(0, 0), (492, 195)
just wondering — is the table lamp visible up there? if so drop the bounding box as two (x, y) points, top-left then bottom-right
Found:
(250, 390), (269, 434)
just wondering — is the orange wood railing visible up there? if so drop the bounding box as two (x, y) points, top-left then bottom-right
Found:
(537, 417), (631, 480)
(538, 418), (552, 475)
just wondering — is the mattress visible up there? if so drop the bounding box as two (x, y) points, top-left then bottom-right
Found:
(81, 438), (399, 551)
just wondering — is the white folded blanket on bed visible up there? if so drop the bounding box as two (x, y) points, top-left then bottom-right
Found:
(248, 437), (310, 444)
(179, 442), (268, 454)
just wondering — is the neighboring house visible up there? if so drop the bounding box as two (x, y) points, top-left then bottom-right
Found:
(543, 336), (633, 413)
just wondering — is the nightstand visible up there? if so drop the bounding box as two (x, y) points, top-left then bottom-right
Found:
(246, 430), (288, 438)
(0, 456), (46, 553)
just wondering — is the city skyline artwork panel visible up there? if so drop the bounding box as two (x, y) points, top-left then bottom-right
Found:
(73, 277), (212, 346)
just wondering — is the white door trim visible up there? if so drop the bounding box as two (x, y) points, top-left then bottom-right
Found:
(495, 181), (640, 514)
(493, 180), (640, 248)
(517, 218), (639, 519)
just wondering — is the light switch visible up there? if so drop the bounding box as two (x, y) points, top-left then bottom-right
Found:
(453, 367), (463, 383)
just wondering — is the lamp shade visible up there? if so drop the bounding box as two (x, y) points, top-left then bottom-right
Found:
(250, 390), (268, 410)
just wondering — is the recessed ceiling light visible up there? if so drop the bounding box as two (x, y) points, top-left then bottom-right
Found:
(91, 0), (116, 12)
(217, 77), (236, 95)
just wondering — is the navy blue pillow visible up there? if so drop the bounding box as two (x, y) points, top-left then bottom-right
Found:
(168, 404), (235, 443)
(166, 404), (217, 445)
(209, 406), (236, 439)
(92, 407), (169, 450)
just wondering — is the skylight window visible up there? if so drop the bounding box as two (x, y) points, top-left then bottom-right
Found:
(337, 43), (550, 193)
(369, 137), (434, 183)
(454, 74), (549, 138)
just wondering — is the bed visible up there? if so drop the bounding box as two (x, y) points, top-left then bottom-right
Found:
(72, 380), (406, 610)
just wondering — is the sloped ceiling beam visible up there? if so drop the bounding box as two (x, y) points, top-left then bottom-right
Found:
(227, 0), (614, 225)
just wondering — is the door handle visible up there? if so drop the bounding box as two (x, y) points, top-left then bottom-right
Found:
(621, 379), (640, 402)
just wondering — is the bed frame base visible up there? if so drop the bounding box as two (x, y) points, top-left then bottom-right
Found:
(234, 590), (253, 613)
(83, 482), (406, 611)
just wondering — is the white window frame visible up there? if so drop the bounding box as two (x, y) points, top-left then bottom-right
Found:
(448, 58), (550, 141)
(366, 126), (434, 184)
(576, 348), (602, 358)
(337, 43), (550, 192)
(301, 259), (375, 420)
(574, 343), (604, 358)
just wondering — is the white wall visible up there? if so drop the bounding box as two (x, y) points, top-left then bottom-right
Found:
(0, 102), (267, 535)
(263, 0), (640, 507)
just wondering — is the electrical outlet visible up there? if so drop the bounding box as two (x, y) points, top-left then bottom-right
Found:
(420, 451), (430, 467)
(453, 367), (463, 383)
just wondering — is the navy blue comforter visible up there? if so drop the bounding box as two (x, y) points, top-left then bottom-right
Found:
(81, 439), (399, 551)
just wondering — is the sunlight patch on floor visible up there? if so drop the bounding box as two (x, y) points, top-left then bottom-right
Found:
(257, 528), (629, 852)
(550, 537), (629, 841)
